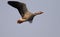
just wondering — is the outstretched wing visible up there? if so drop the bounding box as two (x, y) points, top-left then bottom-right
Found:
(8, 1), (28, 17)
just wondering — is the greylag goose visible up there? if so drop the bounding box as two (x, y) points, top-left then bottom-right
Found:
(8, 1), (44, 24)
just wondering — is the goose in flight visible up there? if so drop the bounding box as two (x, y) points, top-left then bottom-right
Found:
(8, 1), (44, 24)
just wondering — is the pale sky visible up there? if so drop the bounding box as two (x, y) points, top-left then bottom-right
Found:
(0, 0), (60, 37)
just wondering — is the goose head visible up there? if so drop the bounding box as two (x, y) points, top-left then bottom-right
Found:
(34, 11), (44, 15)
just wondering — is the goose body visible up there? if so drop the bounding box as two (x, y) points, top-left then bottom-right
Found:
(8, 1), (44, 24)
